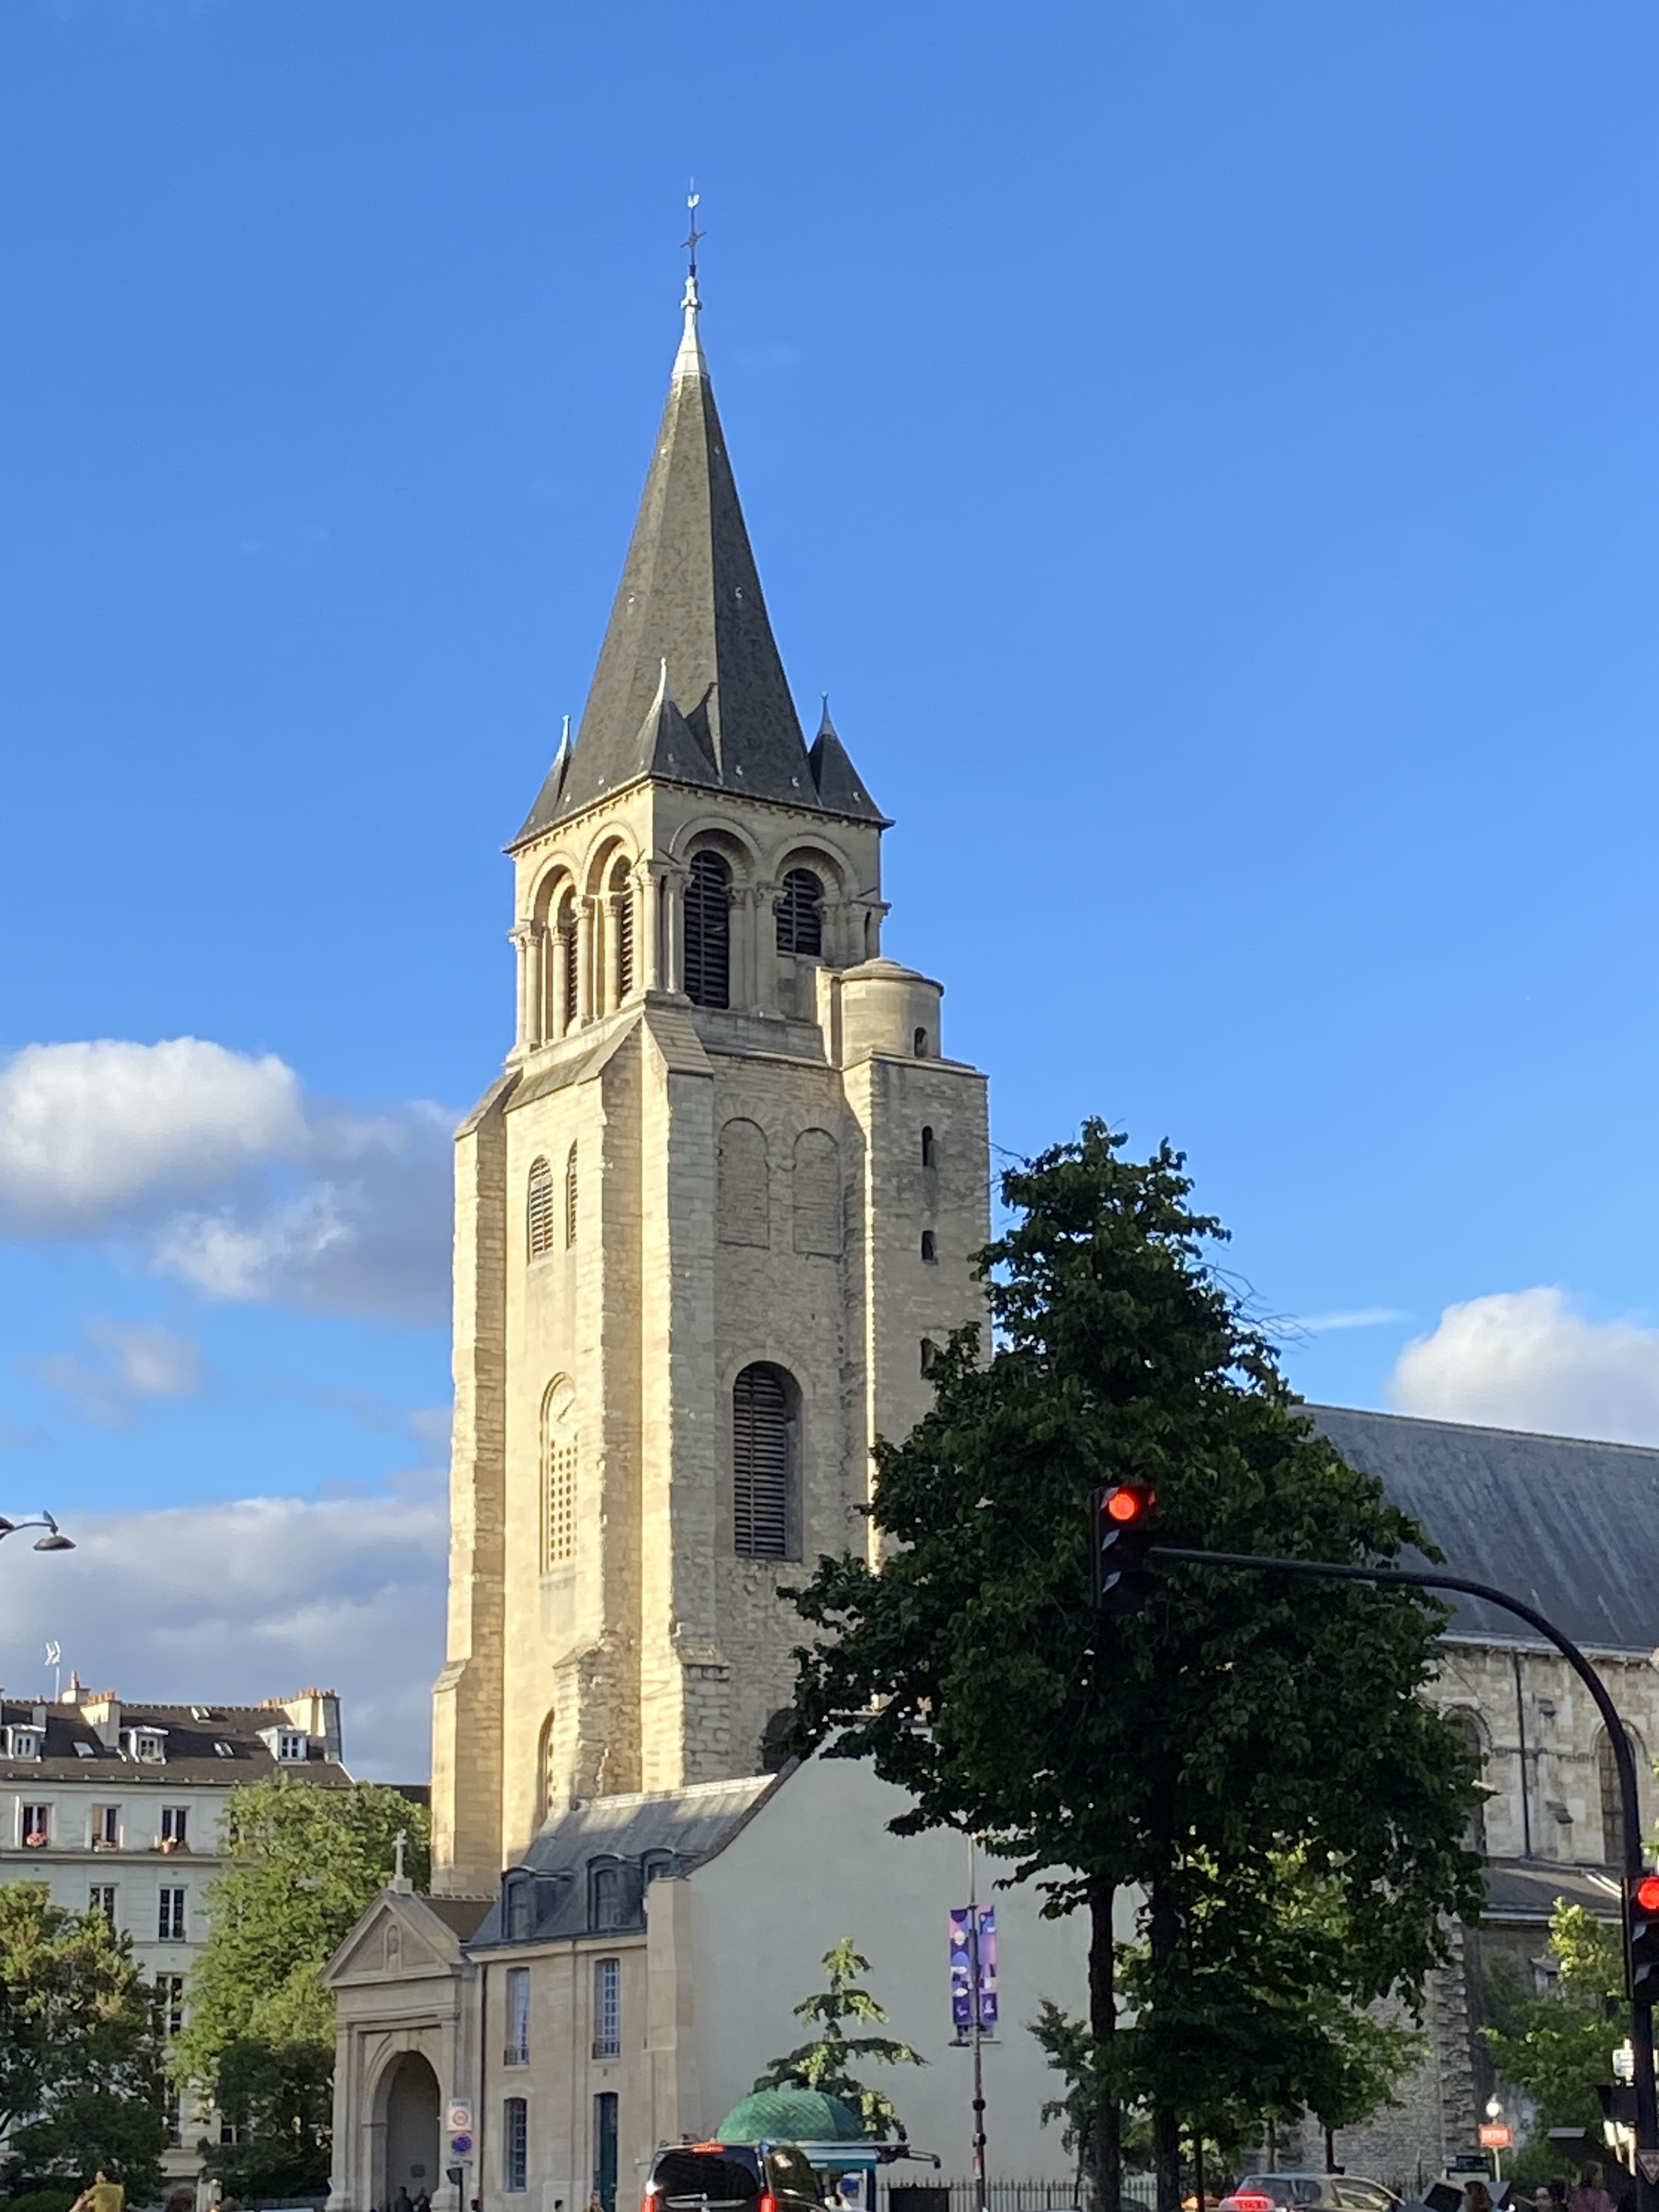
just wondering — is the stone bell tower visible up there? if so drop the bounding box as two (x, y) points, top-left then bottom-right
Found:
(428, 272), (990, 1897)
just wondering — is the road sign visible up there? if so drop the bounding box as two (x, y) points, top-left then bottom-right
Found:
(1636, 2152), (1659, 2186)
(1479, 2126), (1512, 2149)
(450, 2135), (473, 2157)
(447, 2102), (473, 2134)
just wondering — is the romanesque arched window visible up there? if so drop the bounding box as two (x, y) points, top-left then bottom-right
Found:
(684, 851), (731, 1009)
(776, 868), (823, 957)
(733, 1362), (796, 1560)
(535, 1707), (558, 1826)
(718, 1118), (770, 1248)
(527, 1157), (555, 1260)
(611, 858), (635, 1001)
(540, 1376), (576, 1572)
(1446, 1708), (1488, 1855)
(565, 1143), (579, 1248)
(1599, 1728), (1634, 1867)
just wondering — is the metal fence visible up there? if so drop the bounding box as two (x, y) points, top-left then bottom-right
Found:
(886, 2180), (1158, 2212)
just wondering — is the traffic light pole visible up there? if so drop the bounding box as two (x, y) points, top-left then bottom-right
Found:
(1148, 1543), (1659, 2210)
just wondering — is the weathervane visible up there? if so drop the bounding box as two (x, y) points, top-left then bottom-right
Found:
(682, 183), (704, 279)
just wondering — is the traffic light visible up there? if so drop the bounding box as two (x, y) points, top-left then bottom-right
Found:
(1627, 1871), (1659, 2001)
(1093, 1485), (1158, 1616)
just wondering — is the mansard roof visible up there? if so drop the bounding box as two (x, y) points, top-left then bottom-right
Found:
(1309, 1403), (1659, 1655)
(510, 284), (882, 843)
(0, 1696), (353, 1788)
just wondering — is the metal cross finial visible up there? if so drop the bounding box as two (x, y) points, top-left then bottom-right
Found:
(682, 183), (704, 279)
(393, 1827), (407, 1882)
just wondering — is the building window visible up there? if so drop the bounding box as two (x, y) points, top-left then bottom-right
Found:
(541, 1376), (577, 1573)
(921, 1230), (938, 1263)
(733, 1362), (794, 1561)
(126, 1729), (166, 1762)
(921, 1338), (938, 1376)
(276, 1730), (307, 1762)
(612, 859), (635, 1000)
(505, 1965), (531, 2065)
(589, 1863), (623, 1931)
(1444, 1709), (1488, 1855)
(594, 2091), (619, 2212)
(557, 891), (579, 1035)
(776, 868), (823, 957)
(593, 1955), (621, 2058)
(21, 1804), (50, 1846)
(161, 1805), (189, 1848)
(156, 1972), (185, 2038)
(89, 1885), (117, 1928)
(921, 1125), (936, 1169)
(565, 1142), (579, 1247)
(684, 851), (731, 1009)
(158, 1888), (186, 1942)
(537, 1708), (559, 1827)
(527, 1156), (555, 1259)
(7, 1727), (42, 1759)
(503, 2098), (528, 2193)
(913, 1026), (929, 1058)
(92, 1804), (119, 1848)
(505, 1877), (532, 1942)
(1600, 1729), (1632, 1867)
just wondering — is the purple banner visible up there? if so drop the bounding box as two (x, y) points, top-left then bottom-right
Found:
(949, 1905), (998, 2032)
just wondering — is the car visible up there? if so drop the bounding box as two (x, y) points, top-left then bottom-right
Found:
(1220, 2175), (1402, 2212)
(642, 2141), (825, 2212)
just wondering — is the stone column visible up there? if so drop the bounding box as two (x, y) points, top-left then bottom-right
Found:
(510, 926), (533, 1049)
(640, 863), (666, 992)
(577, 897), (597, 1026)
(752, 881), (781, 1014)
(524, 926), (546, 1048)
(664, 867), (689, 996)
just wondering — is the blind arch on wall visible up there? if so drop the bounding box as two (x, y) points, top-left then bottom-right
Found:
(732, 1361), (797, 1561)
(684, 851), (731, 1009)
(718, 1119), (770, 1247)
(792, 1128), (842, 1256)
(527, 1156), (555, 1260)
(776, 868), (823, 956)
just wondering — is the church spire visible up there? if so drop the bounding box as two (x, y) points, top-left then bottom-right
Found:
(512, 240), (881, 843)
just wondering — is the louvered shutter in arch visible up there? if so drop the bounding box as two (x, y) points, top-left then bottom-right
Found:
(684, 851), (731, 1008)
(718, 1119), (770, 1247)
(561, 904), (579, 1032)
(792, 1129), (842, 1256)
(776, 868), (823, 956)
(612, 861), (635, 1000)
(527, 1158), (555, 1259)
(732, 1363), (792, 1559)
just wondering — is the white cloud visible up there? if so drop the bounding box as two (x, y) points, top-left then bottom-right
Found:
(0, 1482), (448, 1783)
(1388, 1286), (1659, 1446)
(0, 1039), (454, 1325)
(0, 1038), (305, 1230)
(37, 1319), (205, 1427)
(1296, 1306), (1410, 1333)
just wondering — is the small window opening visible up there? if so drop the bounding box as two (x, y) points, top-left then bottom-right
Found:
(733, 1363), (794, 1560)
(920, 1338), (938, 1376)
(565, 1143), (579, 1248)
(684, 851), (732, 1009)
(913, 1027), (929, 1058)
(612, 860), (634, 1000)
(527, 1156), (555, 1260)
(776, 868), (824, 957)
(921, 1125), (936, 1169)
(921, 1231), (938, 1264)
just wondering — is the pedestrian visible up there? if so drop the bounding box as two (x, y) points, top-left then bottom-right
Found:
(394, 2188), (414, 2212)
(1535, 2190), (1553, 2212)
(1463, 2181), (1493, 2212)
(1570, 2167), (1616, 2212)
(70, 2173), (125, 2212)
(414, 2191), (432, 2212)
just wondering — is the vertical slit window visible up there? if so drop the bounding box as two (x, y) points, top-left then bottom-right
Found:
(733, 1363), (791, 1560)
(565, 1143), (579, 1248)
(921, 1126), (936, 1169)
(920, 1339), (938, 1376)
(505, 1966), (530, 2064)
(776, 868), (824, 956)
(921, 1231), (937, 1264)
(543, 1435), (577, 1570)
(527, 1158), (555, 1260)
(503, 2098), (528, 2193)
(684, 852), (731, 1009)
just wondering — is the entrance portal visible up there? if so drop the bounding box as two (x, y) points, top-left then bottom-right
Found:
(383, 2051), (441, 2205)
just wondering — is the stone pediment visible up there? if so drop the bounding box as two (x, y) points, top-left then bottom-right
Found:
(324, 1889), (489, 1988)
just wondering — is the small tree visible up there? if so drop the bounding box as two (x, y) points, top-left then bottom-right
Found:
(174, 1775), (430, 2196)
(755, 1939), (926, 2139)
(0, 1883), (167, 2198)
(1485, 1901), (1624, 2144)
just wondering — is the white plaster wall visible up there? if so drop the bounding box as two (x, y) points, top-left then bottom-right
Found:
(681, 1757), (1088, 2183)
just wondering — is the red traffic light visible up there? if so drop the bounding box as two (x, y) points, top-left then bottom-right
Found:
(1103, 1485), (1156, 1524)
(1634, 1874), (1659, 1914)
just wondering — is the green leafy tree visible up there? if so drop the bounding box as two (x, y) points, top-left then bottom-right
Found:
(173, 1775), (430, 2196)
(1485, 1901), (1625, 2145)
(785, 1124), (1483, 2212)
(0, 1882), (167, 2197)
(755, 1939), (926, 2139)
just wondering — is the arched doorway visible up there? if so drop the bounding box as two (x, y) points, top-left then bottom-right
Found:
(380, 2051), (440, 2207)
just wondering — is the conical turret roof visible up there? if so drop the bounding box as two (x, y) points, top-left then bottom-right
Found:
(512, 281), (883, 843)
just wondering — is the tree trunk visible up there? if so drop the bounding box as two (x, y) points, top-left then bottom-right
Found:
(1150, 1881), (1182, 2212)
(1088, 1876), (1121, 2212)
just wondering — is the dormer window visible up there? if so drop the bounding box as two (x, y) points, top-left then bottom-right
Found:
(6, 1727), (42, 1759)
(276, 1731), (307, 1763)
(504, 1876), (533, 1942)
(124, 1728), (166, 1764)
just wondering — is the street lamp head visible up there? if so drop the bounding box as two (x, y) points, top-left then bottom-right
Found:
(32, 1532), (74, 1553)
(0, 1516), (15, 1536)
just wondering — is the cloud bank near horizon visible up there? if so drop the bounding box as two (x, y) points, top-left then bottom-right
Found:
(1388, 1285), (1659, 1446)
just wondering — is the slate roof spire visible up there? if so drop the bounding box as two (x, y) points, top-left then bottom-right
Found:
(512, 268), (883, 842)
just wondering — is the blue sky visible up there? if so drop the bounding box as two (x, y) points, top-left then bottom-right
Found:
(7, 0), (1659, 1771)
